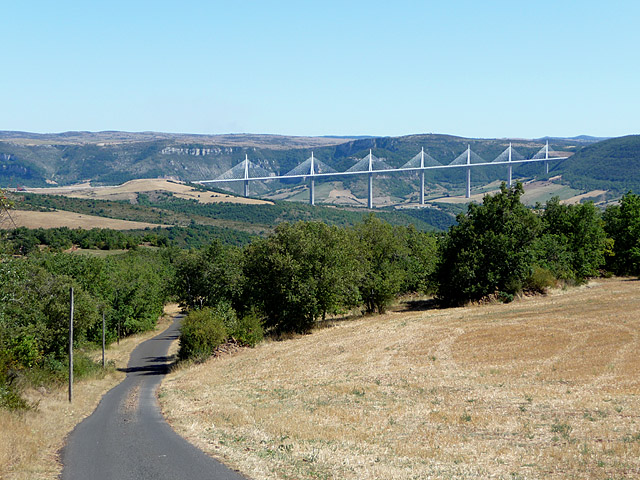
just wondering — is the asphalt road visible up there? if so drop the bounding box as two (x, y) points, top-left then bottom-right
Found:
(61, 316), (248, 480)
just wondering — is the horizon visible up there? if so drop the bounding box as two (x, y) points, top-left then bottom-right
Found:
(0, 129), (619, 141)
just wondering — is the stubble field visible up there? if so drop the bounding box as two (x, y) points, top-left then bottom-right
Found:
(160, 278), (640, 480)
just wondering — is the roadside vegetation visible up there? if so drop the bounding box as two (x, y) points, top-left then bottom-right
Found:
(0, 247), (174, 410)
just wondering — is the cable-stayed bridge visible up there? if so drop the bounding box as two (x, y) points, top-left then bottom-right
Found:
(197, 142), (566, 208)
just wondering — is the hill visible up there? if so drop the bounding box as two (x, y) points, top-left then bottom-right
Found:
(0, 130), (573, 190)
(161, 277), (640, 479)
(553, 135), (640, 194)
(8, 180), (458, 247)
(4, 130), (639, 207)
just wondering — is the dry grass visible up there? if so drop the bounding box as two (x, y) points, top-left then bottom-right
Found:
(160, 279), (640, 479)
(27, 179), (272, 205)
(0, 304), (179, 480)
(1, 209), (170, 230)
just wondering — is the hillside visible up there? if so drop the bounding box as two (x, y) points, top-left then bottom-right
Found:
(161, 277), (640, 479)
(553, 135), (640, 194)
(4, 130), (638, 207)
(8, 180), (458, 242)
(0, 131), (575, 192)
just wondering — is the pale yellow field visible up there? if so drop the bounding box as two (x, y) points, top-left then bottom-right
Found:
(28, 178), (272, 205)
(0, 305), (180, 480)
(160, 278), (640, 480)
(1, 209), (171, 230)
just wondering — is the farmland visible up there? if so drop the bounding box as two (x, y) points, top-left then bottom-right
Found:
(160, 277), (640, 480)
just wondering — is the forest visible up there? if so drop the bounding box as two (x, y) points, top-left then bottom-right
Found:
(1, 185), (639, 410)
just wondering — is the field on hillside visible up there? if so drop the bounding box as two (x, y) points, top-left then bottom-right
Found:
(28, 179), (272, 205)
(161, 278), (640, 480)
(0, 209), (170, 230)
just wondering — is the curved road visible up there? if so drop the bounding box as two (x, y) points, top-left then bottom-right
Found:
(61, 316), (248, 480)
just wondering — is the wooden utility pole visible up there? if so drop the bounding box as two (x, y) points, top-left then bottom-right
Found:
(69, 287), (74, 403)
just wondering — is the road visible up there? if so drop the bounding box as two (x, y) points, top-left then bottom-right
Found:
(61, 316), (248, 480)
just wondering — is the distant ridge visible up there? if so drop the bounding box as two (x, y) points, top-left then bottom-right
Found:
(554, 134), (640, 193)
(540, 135), (610, 143)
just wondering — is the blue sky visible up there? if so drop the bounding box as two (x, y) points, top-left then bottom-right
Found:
(3, 1), (639, 138)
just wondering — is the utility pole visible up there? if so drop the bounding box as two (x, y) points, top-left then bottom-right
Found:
(69, 287), (74, 403)
(102, 311), (106, 369)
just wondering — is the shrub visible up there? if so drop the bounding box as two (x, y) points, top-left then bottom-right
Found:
(178, 308), (228, 361)
(524, 266), (557, 294)
(231, 311), (264, 347)
(497, 291), (514, 303)
(0, 383), (31, 410)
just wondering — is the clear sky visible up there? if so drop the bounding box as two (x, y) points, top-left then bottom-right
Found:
(3, 0), (639, 139)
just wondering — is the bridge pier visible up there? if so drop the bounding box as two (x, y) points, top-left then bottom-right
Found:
(243, 179), (248, 197)
(466, 168), (471, 198)
(420, 170), (425, 204)
(368, 172), (373, 208)
(545, 140), (549, 174)
(508, 143), (513, 187)
(465, 145), (471, 198)
(310, 178), (315, 205)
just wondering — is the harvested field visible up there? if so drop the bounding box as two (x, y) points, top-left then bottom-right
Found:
(160, 278), (640, 479)
(28, 179), (272, 205)
(1, 209), (170, 230)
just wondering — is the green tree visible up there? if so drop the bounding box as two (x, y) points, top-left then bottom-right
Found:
(401, 225), (438, 293)
(354, 214), (409, 313)
(434, 183), (540, 306)
(243, 221), (361, 334)
(603, 191), (640, 275)
(172, 241), (243, 310)
(537, 198), (608, 281)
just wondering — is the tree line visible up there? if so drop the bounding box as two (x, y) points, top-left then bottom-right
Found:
(172, 185), (640, 359)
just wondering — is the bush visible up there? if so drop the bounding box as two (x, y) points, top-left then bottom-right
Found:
(178, 308), (228, 361)
(231, 311), (264, 347)
(0, 383), (31, 410)
(524, 266), (557, 294)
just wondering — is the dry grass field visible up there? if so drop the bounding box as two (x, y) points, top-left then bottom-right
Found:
(0, 304), (180, 480)
(160, 278), (640, 480)
(28, 178), (272, 205)
(1, 209), (171, 230)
